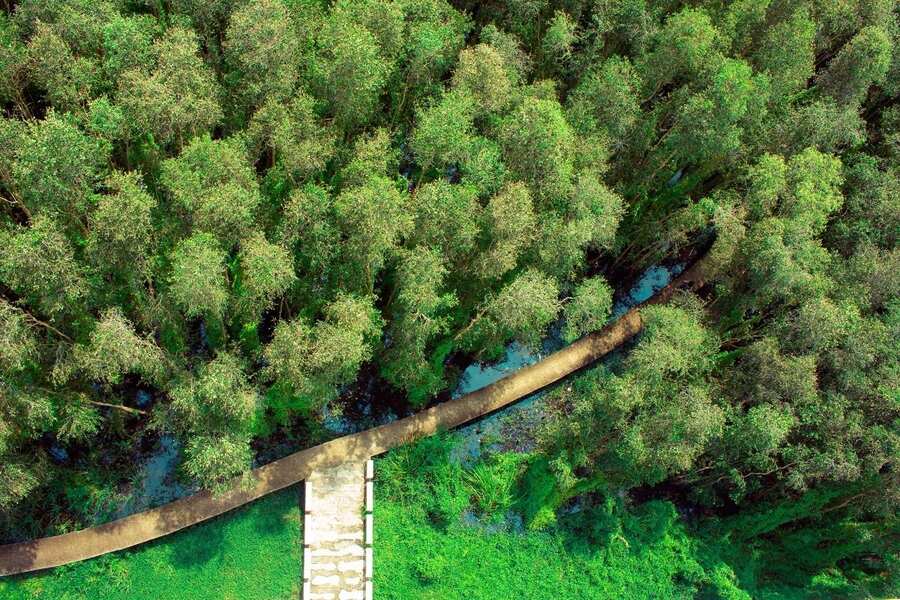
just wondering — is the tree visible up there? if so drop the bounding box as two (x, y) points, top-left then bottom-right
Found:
(410, 181), (481, 263)
(567, 56), (642, 144)
(118, 26), (222, 148)
(827, 154), (899, 254)
(818, 26), (892, 107)
(181, 434), (254, 493)
(740, 218), (833, 309)
(746, 153), (787, 221)
(540, 10), (577, 73)
(720, 0), (771, 55)
(67, 308), (167, 386)
(310, 18), (388, 132)
(475, 182), (536, 280)
(86, 96), (126, 143)
(0, 14), (27, 111)
(234, 234), (296, 322)
(651, 58), (759, 183)
(562, 276), (613, 343)
(168, 351), (258, 490)
(13, 0), (117, 55)
(279, 183), (341, 298)
(246, 93), (335, 184)
(339, 128), (397, 189)
(638, 8), (723, 96)
(479, 23), (530, 84)
(26, 22), (97, 112)
(498, 96), (575, 209)
(394, 0), (470, 110)
(459, 136), (506, 198)
(264, 295), (382, 409)
(541, 303), (723, 495)
(12, 110), (109, 229)
(331, 0), (405, 66)
(86, 171), (156, 271)
(334, 176), (412, 293)
(100, 14), (157, 84)
(532, 213), (592, 282)
(160, 135), (261, 244)
(410, 90), (475, 172)
(224, 0), (300, 113)
(0, 216), (88, 317)
(782, 147), (843, 236)
(382, 247), (457, 402)
(0, 461), (42, 513)
(167, 232), (229, 319)
(167, 0), (235, 47)
(170, 352), (258, 432)
(0, 301), (39, 375)
(460, 269), (560, 356)
(751, 7), (815, 100)
(569, 170), (624, 250)
(451, 43), (513, 114)
(770, 99), (866, 155)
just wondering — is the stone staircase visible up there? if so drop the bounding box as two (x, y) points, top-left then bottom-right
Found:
(303, 460), (373, 600)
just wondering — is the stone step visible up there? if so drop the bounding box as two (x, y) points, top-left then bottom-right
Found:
(311, 544), (365, 558)
(307, 515), (365, 529)
(305, 530), (364, 543)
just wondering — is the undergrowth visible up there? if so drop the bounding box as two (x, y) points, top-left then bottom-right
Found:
(374, 433), (891, 600)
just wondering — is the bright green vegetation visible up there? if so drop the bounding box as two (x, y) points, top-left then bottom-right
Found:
(0, 487), (302, 600)
(0, 0), (897, 594)
(376, 434), (896, 599)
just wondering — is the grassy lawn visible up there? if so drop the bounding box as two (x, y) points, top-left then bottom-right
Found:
(0, 487), (302, 600)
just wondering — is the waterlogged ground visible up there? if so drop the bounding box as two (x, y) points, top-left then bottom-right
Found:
(115, 436), (195, 519)
(452, 263), (685, 463)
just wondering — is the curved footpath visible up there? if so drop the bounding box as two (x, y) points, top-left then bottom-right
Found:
(0, 259), (708, 577)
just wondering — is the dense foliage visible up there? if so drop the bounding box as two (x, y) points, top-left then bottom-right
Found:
(0, 0), (896, 591)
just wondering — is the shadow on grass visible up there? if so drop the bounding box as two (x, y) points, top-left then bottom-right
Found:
(167, 515), (228, 570)
(252, 491), (299, 538)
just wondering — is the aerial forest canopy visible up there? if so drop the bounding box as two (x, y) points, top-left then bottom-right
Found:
(0, 0), (896, 591)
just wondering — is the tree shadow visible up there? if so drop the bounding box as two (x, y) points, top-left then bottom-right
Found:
(167, 513), (228, 569)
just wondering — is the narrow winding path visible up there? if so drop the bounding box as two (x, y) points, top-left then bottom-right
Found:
(0, 258), (708, 577)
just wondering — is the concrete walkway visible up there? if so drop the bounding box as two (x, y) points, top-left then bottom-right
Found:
(303, 460), (373, 600)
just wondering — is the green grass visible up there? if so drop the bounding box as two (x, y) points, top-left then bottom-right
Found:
(373, 433), (722, 599)
(375, 500), (716, 600)
(0, 487), (302, 600)
(373, 434), (887, 600)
